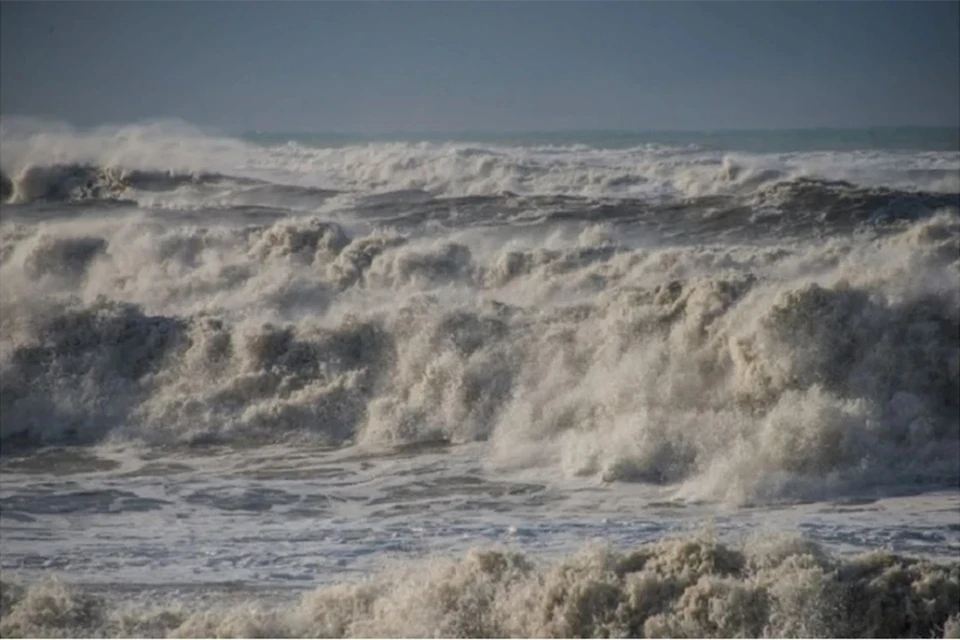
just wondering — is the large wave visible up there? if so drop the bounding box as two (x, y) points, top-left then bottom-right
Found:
(2, 534), (958, 638)
(1, 202), (957, 504)
(3, 120), (958, 205)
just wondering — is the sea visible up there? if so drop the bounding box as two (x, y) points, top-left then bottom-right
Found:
(1, 120), (959, 637)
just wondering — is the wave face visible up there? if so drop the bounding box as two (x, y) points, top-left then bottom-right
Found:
(1, 121), (959, 508)
(2, 535), (958, 638)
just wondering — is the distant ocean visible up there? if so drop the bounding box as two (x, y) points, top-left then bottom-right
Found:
(2, 120), (959, 637)
(245, 126), (960, 153)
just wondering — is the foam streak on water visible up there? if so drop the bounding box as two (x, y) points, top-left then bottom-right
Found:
(1, 120), (958, 637)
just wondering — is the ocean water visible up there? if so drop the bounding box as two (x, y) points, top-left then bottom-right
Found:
(1, 119), (959, 637)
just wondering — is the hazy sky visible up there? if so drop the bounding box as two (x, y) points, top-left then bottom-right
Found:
(2, 1), (958, 133)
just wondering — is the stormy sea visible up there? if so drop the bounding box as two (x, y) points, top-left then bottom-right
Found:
(1, 120), (959, 637)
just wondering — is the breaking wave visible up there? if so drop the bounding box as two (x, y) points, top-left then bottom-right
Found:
(0, 163), (342, 214)
(2, 534), (958, 638)
(3, 162), (956, 250)
(3, 122), (959, 639)
(0, 163), (242, 205)
(2, 120), (958, 506)
(2, 120), (958, 205)
(1, 205), (957, 504)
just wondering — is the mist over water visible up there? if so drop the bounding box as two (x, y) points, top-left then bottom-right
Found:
(1, 120), (958, 636)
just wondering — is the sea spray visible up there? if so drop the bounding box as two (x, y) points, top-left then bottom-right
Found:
(2, 207), (958, 503)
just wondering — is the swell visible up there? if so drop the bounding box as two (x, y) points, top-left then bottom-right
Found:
(2, 535), (958, 638)
(237, 141), (960, 198)
(526, 180), (959, 240)
(1, 210), (957, 503)
(4, 160), (956, 244)
(0, 163), (340, 209)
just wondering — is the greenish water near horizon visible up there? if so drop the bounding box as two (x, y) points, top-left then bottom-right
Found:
(244, 126), (960, 152)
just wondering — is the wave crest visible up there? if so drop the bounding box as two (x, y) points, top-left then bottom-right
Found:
(1, 193), (958, 503)
(1, 163), (250, 205)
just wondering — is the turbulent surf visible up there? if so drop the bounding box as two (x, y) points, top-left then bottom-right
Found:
(1, 120), (958, 637)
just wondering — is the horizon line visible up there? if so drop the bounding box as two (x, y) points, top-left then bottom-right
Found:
(241, 124), (960, 137)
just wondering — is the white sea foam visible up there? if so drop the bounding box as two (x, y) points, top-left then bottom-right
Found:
(3, 119), (958, 207)
(2, 534), (957, 638)
(2, 122), (958, 634)
(2, 200), (957, 504)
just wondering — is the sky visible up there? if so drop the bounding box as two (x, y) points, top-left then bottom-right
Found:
(1, 1), (958, 133)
